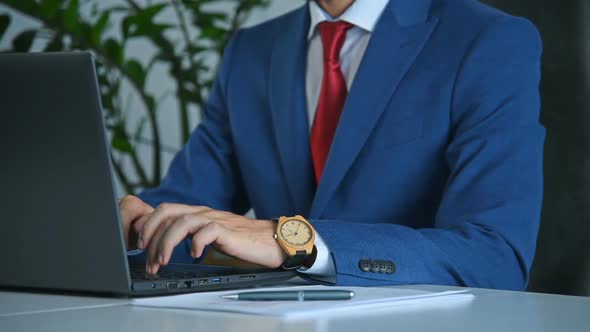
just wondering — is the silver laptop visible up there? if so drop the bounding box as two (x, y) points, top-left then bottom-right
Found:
(0, 52), (294, 296)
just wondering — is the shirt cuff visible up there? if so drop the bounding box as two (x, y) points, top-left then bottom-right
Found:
(297, 231), (336, 282)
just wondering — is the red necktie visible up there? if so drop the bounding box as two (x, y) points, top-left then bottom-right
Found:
(311, 21), (353, 184)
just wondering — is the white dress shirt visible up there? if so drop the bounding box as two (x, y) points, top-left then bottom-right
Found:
(299, 0), (390, 280)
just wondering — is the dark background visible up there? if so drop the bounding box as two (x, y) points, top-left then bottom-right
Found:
(482, 0), (590, 296)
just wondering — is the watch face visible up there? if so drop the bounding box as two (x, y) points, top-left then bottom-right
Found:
(280, 219), (312, 246)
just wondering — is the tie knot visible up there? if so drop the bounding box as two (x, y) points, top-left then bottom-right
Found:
(318, 21), (354, 63)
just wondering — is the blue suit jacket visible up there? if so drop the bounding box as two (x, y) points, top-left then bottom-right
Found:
(139, 0), (544, 290)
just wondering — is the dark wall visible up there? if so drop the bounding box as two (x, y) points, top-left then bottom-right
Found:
(479, 0), (590, 295)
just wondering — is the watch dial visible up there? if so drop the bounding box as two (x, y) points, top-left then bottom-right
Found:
(280, 220), (311, 245)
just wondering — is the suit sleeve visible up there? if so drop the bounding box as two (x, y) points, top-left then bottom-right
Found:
(311, 17), (545, 290)
(138, 32), (249, 214)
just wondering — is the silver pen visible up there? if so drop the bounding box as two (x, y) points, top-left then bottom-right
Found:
(222, 289), (355, 301)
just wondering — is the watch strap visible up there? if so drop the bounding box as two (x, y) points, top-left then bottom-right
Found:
(281, 250), (308, 270)
(281, 246), (318, 270)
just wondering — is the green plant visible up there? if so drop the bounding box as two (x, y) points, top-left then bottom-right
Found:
(0, 0), (269, 194)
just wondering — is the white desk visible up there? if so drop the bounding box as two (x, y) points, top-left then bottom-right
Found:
(1, 284), (589, 332)
(0, 291), (129, 317)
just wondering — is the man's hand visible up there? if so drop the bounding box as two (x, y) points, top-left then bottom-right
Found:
(118, 195), (154, 250)
(134, 203), (288, 274)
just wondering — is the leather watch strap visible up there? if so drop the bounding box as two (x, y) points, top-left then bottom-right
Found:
(281, 250), (308, 270)
(281, 246), (318, 270)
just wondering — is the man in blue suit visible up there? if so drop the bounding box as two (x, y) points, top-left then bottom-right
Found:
(119, 0), (544, 290)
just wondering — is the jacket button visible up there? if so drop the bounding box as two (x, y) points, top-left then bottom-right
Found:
(386, 261), (396, 274)
(377, 261), (389, 273)
(358, 259), (370, 272)
(370, 261), (380, 273)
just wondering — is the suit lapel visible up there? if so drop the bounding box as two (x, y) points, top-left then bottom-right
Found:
(309, 2), (439, 218)
(269, 4), (315, 216)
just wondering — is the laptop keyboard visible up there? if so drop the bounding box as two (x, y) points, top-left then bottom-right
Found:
(127, 263), (251, 281)
(129, 264), (216, 280)
(128, 263), (288, 292)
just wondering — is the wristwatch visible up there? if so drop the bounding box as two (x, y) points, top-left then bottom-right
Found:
(273, 215), (316, 270)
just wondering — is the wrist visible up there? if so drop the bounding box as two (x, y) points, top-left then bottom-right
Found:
(265, 219), (289, 268)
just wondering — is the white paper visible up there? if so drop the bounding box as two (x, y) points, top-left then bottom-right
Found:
(132, 285), (474, 319)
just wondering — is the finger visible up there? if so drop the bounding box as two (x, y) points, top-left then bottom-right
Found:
(139, 203), (208, 250)
(119, 195), (152, 224)
(132, 214), (151, 249)
(147, 261), (160, 275)
(118, 195), (153, 249)
(146, 218), (173, 270)
(191, 222), (225, 259)
(158, 214), (212, 265)
(119, 196), (141, 244)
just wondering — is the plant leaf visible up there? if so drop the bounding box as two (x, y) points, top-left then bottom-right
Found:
(200, 25), (227, 40)
(187, 44), (207, 54)
(136, 3), (169, 21)
(44, 33), (64, 51)
(145, 95), (156, 111)
(39, 0), (62, 19)
(198, 11), (227, 26)
(111, 124), (133, 153)
(12, 30), (36, 52)
(122, 3), (170, 38)
(103, 38), (123, 65)
(125, 59), (145, 88)
(91, 11), (110, 46)
(112, 135), (134, 153)
(0, 15), (10, 41)
(64, 0), (80, 35)
(100, 93), (115, 114)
